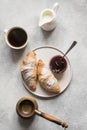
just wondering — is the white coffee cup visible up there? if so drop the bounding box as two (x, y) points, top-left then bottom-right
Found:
(4, 26), (28, 49)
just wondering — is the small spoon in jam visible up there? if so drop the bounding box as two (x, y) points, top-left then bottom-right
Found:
(50, 41), (77, 74)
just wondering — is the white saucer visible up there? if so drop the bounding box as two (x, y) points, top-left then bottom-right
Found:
(21, 46), (72, 98)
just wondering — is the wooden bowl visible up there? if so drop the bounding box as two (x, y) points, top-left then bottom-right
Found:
(16, 96), (38, 119)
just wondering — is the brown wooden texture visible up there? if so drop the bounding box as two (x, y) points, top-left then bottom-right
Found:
(35, 110), (68, 128)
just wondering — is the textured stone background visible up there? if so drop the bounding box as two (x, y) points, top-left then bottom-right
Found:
(0, 0), (87, 130)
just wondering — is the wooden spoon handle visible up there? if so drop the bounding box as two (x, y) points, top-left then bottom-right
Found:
(35, 109), (68, 128)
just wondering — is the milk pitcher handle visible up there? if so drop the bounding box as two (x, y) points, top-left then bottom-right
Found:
(52, 2), (59, 13)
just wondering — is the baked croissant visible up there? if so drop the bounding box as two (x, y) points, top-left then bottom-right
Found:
(37, 59), (60, 93)
(21, 51), (37, 91)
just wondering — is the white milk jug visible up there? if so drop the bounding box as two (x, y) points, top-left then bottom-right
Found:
(39, 3), (59, 31)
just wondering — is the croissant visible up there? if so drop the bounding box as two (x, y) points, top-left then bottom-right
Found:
(21, 51), (37, 91)
(37, 59), (60, 93)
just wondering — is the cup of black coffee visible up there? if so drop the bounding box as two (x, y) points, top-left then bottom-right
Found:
(4, 26), (28, 49)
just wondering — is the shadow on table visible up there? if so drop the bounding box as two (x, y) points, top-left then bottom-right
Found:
(18, 115), (36, 129)
(10, 46), (26, 63)
(41, 29), (55, 40)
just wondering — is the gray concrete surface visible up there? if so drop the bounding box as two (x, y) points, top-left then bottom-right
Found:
(0, 0), (87, 130)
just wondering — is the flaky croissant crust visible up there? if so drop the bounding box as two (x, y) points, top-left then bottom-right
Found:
(21, 51), (37, 91)
(37, 59), (60, 93)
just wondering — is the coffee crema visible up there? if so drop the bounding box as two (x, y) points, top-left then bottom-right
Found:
(7, 28), (27, 47)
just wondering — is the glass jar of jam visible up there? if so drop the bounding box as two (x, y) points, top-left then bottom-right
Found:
(49, 55), (67, 74)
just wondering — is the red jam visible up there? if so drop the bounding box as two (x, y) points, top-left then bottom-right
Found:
(49, 55), (67, 74)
